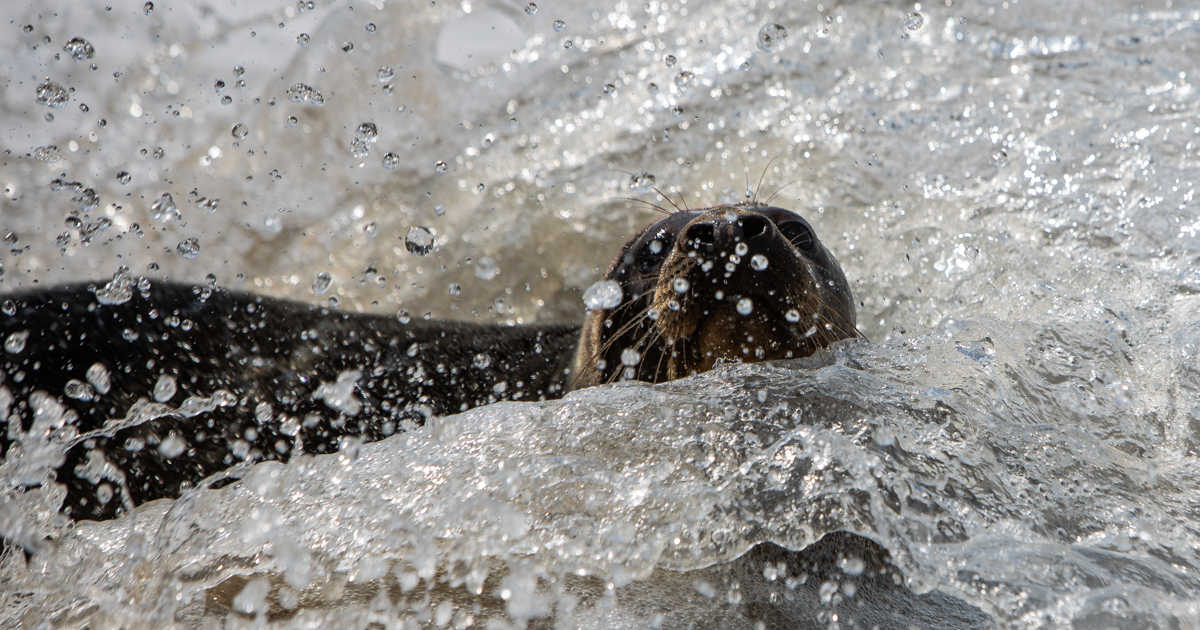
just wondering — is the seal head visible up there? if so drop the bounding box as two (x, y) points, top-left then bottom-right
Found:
(572, 204), (858, 388)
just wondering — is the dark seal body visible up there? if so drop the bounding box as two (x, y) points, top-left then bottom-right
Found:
(0, 203), (858, 520)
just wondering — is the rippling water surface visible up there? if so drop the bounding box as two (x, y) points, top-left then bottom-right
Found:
(3, 0), (1200, 627)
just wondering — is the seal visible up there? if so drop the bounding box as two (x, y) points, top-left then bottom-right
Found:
(0, 203), (857, 521)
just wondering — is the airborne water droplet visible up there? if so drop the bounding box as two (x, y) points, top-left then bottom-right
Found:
(116, 171), (132, 185)
(382, 152), (399, 169)
(525, 2), (537, 15)
(434, 160), (448, 173)
(785, 309), (801, 323)
(405, 226), (434, 255)
(736, 297), (754, 315)
(143, 1), (154, 15)
(296, 33), (310, 46)
(63, 37), (95, 61)
(377, 66), (394, 83)
(905, 12), (924, 31)
(176, 238), (200, 258)
(151, 193), (180, 222)
(4, 330), (29, 354)
(286, 83), (323, 106)
(583, 280), (623, 309)
(153, 374), (177, 402)
(312, 271), (332, 294)
(756, 23), (788, 53)
(750, 254), (769, 270)
(231, 123), (249, 139)
(630, 171), (656, 193)
(35, 80), (69, 109)
(553, 20), (566, 32)
(673, 278), (690, 293)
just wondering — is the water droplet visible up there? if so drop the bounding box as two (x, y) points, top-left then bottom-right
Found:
(602, 83), (617, 95)
(382, 152), (399, 169)
(87, 362), (112, 394)
(153, 374), (177, 402)
(1, 300), (15, 316)
(65, 379), (95, 401)
(750, 254), (769, 270)
(734, 242), (749, 257)
(664, 54), (677, 66)
(553, 19), (566, 32)
(63, 37), (95, 61)
(351, 122), (378, 158)
(377, 66), (394, 83)
(4, 330), (29, 354)
(153, 147), (164, 159)
(341, 41), (354, 53)
(475, 257), (497, 280)
(736, 297), (753, 315)
(233, 65), (245, 77)
(116, 171), (132, 185)
(756, 23), (788, 53)
(621, 348), (640, 366)
(231, 123), (249, 139)
(151, 193), (180, 222)
(473, 353), (491, 369)
(31, 145), (60, 163)
(785, 309), (801, 323)
(35, 80), (69, 108)
(525, 2), (537, 15)
(671, 106), (684, 118)
(296, 33), (310, 46)
(94, 268), (135, 305)
(287, 116), (298, 126)
(405, 226), (434, 255)
(583, 280), (623, 309)
(739, 60), (751, 71)
(673, 278), (690, 293)
(286, 82), (323, 106)
(143, 1), (154, 15)
(176, 237), (200, 258)
(630, 171), (656, 193)
(22, 25), (32, 33)
(563, 39), (573, 49)
(991, 148), (1009, 168)
(674, 71), (694, 87)
(905, 12), (924, 30)
(434, 160), (448, 173)
(365, 22), (376, 34)
(214, 79), (225, 92)
(448, 283), (462, 296)
(312, 271), (332, 294)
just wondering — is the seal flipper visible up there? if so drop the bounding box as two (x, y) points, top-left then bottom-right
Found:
(0, 282), (579, 520)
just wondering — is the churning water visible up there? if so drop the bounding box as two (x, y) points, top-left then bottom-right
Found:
(2, 0), (1200, 627)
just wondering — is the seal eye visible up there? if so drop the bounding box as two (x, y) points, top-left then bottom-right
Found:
(638, 238), (668, 273)
(778, 221), (815, 251)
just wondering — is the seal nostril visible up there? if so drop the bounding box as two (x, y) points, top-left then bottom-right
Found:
(738, 215), (768, 239)
(686, 223), (715, 248)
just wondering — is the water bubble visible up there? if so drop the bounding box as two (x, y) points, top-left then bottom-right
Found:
(365, 22), (376, 34)
(286, 83), (323, 106)
(405, 226), (434, 255)
(583, 280), (623, 309)
(31, 145), (60, 163)
(4, 330), (29, 354)
(674, 71), (694, 87)
(377, 66), (394, 83)
(736, 297), (753, 315)
(553, 20), (566, 32)
(664, 54), (677, 66)
(475, 257), (497, 280)
(525, 2), (537, 15)
(448, 283), (462, 296)
(785, 309), (801, 323)
(750, 254), (769, 270)
(151, 193), (180, 222)
(143, 1), (153, 15)
(905, 12), (924, 30)
(153, 374), (177, 402)
(630, 171), (656, 193)
(35, 80), (69, 108)
(341, 42), (354, 53)
(231, 123), (249, 139)
(382, 152), (399, 169)
(63, 37), (95, 61)
(434, 160), (448, 173)
(296, 33), (310, 46)
(312, 271), (332, 294)
(116, 171), (131, 185)
(673, 278), (690, 293)
(756, 23), (788, 52)
(176, 237), (200, 258)
(87, 362), (112, 394)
